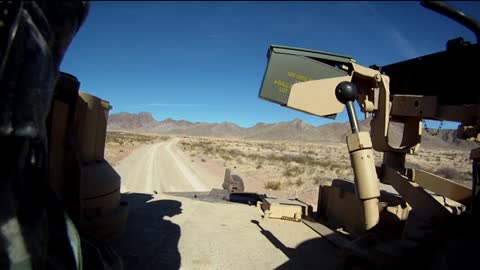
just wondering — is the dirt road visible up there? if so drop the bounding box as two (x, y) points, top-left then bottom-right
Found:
(112, 138), (339, 269)
(115, 138), (213, 194)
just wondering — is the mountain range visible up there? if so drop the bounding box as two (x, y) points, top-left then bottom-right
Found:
(107, 112), (478, 150)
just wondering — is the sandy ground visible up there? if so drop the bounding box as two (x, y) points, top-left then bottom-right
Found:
(106, 133), (473, 269)
(176, 136), (473, 208)
(110, 138), (339, 270)
(115, 139), (211, 194)
(112, 192), (338, 270)
(104, 131), (170, 166)
(106, 132), (473, 209)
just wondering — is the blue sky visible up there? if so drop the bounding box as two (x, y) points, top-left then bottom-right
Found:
(60, 1), (480, 128)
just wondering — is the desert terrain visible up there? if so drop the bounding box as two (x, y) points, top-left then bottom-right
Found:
(106, 121), (476, 269)
(105, 130), (474, 208)
(108, 131), (339, 269)
(105, 131), (170, 166)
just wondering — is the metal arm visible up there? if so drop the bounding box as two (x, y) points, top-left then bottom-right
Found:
(421, 1), (480, 42)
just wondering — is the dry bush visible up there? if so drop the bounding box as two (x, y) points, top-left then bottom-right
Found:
(178, 136), (473, 209)
(264, 181), (281, 190)
(106, 131), (168, 145)
(313, 175), (331, 185)
(435, 167), (464, 180)
(220, 153), (233, 161)
(235, 157), (246, 164)
(283, 165), (305, 177)
(295, 178), (304, 187)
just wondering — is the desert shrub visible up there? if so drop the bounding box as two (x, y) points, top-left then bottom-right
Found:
(285, 179), (294, 186)
(264, 181), (281, 190)
(220, 154), (233, 161)
(201, 158), (206, 162)
(106, 131), (167, 145)
(278, 154), (315, 165)
(283, 165), (305, 177)
(203, 146), (214, 155)
(256, 164), (262, 170)
(435, 167), (462, 180)
(295, 178), (304, 186)
(406, 162), (422, 170)
(228, 149), (244, 157)
(312, 175), (330, 185)
(236, 157), (246, 164)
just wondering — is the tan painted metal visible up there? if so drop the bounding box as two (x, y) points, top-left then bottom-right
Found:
(283, 59), (477, 240)
(390, 95), (438, 118)
(389, 96), (480, 135)
(260, 198), (309, 221)
(382, 167), (453, 220)
(76, 92), (111, 162)
(349, 149), (380, 201)
(346, 132), (380, 230)
(75, 92), (99, 162)
(72, 92), (127, 240)
(263, 44), (479, 266)
(385, 204), (410, 221)
(351, 62), (379, 78)
(47, 73), (128, 242)
(288, 76), (350, 117)
(317, 182), (365, 235)
(409, 169), (472, 205)
(382, 152), (406, 170)
(341, 62), (424, 153)
(317, 179), (410, 236)
(346, 132), (372, 151)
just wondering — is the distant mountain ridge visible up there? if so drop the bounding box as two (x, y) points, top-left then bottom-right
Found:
(107, 112), (478, 150)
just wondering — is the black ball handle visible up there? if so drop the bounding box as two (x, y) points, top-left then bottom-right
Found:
(335, 81), (358, 104)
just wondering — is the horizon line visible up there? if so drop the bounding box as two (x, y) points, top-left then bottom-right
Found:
(108, 111), (459, 130)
